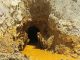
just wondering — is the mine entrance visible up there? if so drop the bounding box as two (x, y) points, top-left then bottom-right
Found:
(27, 26), (39, 45)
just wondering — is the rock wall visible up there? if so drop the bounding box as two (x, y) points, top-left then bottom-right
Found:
(0, 0), (29, 59)
(0, 0), (25, 53)
(49, 0), (80, 58)
(20, 0), (80, 59)
(0, 0), (80, 59)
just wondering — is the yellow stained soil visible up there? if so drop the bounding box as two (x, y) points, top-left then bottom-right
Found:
(22, 45), (75, 60)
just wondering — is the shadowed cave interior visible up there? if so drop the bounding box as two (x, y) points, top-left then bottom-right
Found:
(21, 0), (51, 50)
(27, 26), (40, 45)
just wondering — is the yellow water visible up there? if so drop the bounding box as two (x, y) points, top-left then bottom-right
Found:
(22, 45), (75, 60)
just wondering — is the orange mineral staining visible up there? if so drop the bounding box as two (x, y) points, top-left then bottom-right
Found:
(22, 45), (75, 60)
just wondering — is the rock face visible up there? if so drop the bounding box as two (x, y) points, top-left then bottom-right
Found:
(0, 52), (28, 60)
(49, 0), (80, 58)
(0, 0), (80, 59)
(50, 0), (80, 36)
(0, 0), (28, 53)
(20, 0), (80, 59)
(0, 0), (28, 59)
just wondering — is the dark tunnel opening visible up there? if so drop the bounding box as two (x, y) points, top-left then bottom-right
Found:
(27, 26), (40, 45)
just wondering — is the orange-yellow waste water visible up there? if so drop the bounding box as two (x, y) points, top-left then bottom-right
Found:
(22, 45), (75, 60)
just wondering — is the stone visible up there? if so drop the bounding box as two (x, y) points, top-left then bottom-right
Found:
(0, 52), (28, 60)
(0, 0), (80, 59)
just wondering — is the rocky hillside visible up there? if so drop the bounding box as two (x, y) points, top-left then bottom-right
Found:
(0, 0), (80, 60)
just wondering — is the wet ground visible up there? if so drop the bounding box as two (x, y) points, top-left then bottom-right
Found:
(22, 45), (75, 60)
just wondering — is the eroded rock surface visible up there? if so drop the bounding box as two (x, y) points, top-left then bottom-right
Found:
(0, 52), (28, 60)
(0, 0), (80, 59)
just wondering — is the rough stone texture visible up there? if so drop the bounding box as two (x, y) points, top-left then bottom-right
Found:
(0, 0), (80, 59)
(0, 0), (25, 53)
(20, 0), (80, 59)
(50, 0), (80, 36)
(49, 0), (80, 59)
(0, 0), (28, 59)
(0, 52), (28, 60)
